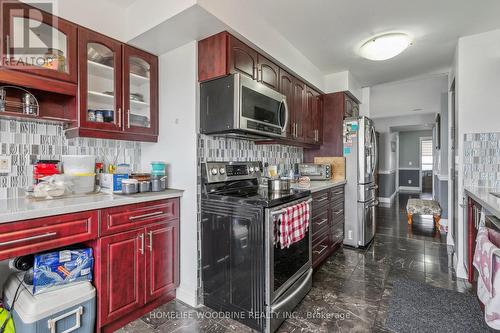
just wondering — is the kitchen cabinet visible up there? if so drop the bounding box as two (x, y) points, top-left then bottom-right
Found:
(123, 45), (159, 136)
(311, 186), (345, 269)
(68, 28), (159, 142)
(78, 28), (123, 133)
(257, 55), (279, 90)
(1, 0), (78, 83)
(305, 86), (323, 144)
(99, 228), (145, 325)
(467, 197), (481, 283)
(278, 68), (295, 137)
(304, 91), (358, 162)
(198, 31), (324, 148)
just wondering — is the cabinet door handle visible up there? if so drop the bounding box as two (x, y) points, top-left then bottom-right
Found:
(313, 245), (328, 255)
(127, 109), (131, 128)
(117, 108), (122, 127)
(316, 218), (328, 227)
(147, 231), (153, 251)
(0, 232), (57, 247)
(138, 233), (145, 255)
(129, 211), (164, 221)
(334, 209), (344, 215)
(316, 196), (329, 203)
(216, 255), (229, 264)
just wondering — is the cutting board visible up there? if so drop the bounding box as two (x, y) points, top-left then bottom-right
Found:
(313, 157), (345, 181)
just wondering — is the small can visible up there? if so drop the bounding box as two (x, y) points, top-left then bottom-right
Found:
(88, 109), (96, 122)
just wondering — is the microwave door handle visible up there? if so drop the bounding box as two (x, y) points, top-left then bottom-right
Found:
(280, 98), (289, 133)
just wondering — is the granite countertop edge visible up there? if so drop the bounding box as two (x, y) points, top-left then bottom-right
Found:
(292, 180), (347, 193)
(0, 189), (184, 224)
(464, 186), (500, 219)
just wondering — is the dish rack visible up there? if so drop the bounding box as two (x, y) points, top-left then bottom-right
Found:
(0, 86), (39, 116)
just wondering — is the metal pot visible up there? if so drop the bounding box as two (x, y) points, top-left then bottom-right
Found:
(138, 181), (150, 193)
(151, 176), (167, 192)
(267, 178), (291, 193)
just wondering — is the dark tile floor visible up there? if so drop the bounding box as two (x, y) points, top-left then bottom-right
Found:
(118, 193), (473, 333)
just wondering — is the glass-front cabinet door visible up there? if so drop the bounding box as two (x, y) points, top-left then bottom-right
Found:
(1, 1), (77, 82)
(123, 45), (158, 136)
(79, 28), (123, 131)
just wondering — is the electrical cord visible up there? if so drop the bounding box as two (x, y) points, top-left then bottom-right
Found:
(0, 272), (28, 333)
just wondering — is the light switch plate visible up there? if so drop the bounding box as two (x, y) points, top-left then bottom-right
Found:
(0, 155), (12, 174)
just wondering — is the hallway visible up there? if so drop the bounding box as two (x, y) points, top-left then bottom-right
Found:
(118, 193), (474, 332)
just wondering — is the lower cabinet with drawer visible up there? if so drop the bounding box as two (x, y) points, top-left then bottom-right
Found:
(312, 185), (345, 269)
(86, 198), (180, 333)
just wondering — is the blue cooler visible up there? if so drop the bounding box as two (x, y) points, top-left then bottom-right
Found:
(3, 274), (95, 333)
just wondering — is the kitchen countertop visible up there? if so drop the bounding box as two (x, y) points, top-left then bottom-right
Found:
(0, 189), (184, 224)
(292, 179), (346, 193)
(464, 186), (500, 218)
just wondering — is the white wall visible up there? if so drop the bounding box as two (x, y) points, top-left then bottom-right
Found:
(324, 70), (363, 101)
(454, 28), (500, 278)
(141, 41), (198, 306)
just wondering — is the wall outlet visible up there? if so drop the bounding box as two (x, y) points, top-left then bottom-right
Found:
(348, 230), (353, 240)
(408, 179), (412, 185)
(0, 156), (11, 174)
(409, 161), (413, 166)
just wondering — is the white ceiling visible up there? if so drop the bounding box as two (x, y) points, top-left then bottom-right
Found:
(105, 0), (137, 6)
(246, 0), (500, 86)
(370, 74), (448, 118)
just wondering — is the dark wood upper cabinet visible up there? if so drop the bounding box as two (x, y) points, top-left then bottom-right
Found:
(278, 68), (294, 137)
(123, 45), (159, 136)
(292, 78), (306, 140)
(305, 86), (322, 144)
(257, 55), (279, 90)
(227, 35), (258, 79)
(78, 28), (123, 132)
(1, 1), (78, 83)
(345, 94), (359, 118)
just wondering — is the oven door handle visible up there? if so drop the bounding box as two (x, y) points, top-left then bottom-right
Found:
(271, 269), (312, 311)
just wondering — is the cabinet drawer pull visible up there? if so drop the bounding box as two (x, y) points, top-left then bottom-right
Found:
(0, 232), (57, 246)
(334, 209), (344, 215)
(316, 196), (328, 203)
(129, 211), (164, 221)
(332, 191), (343, 196)
(138, 233), (145, 255)
(316, 218), (328, 227)
(147, 231), (153, 251)
(217, 255), (229, 264)
(313, 244), (328, 255)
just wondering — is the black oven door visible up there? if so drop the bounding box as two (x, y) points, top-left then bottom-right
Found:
(266, 198), (312, 303)
(239, 74), (288, 137)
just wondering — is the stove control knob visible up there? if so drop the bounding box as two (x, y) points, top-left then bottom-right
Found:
(210, 168), (218, 175)
(249, 167), (254, 173)
(254, 166), (260, 172)
(219, 167), (226, 175)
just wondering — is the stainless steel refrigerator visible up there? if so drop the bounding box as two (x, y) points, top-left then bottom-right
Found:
(343, 116), (378, 248)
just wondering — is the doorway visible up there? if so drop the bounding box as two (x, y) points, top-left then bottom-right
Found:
(420, 137), (433, 194)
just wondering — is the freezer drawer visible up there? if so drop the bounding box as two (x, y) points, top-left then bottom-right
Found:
(358, 183), (378, 203)
(358, 199), (377, 247)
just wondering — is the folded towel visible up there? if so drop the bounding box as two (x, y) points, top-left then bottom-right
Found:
(474, 227), (500, 329)
(278, 201), (310, 249)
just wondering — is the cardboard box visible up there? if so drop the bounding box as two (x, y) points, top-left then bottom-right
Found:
(99, 173), (128, 193)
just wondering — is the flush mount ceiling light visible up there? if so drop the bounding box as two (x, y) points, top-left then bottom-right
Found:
(359, 33), (412, 61)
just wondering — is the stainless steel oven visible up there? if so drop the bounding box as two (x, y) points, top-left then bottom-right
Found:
(265, 197), (312, 333)
(200, 73), (289, 139)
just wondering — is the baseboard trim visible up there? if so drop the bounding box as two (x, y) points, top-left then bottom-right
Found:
(378, 191), (397, 205)
(399, 186), (421, 193)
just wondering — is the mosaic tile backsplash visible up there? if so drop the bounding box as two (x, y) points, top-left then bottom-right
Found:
(0, 119), (141, 199)
(198, 134), (303, 167)
(463, 132), (500, 189)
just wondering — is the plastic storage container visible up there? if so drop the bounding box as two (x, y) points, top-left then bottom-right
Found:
(61, 155), (96, 175)
(150, 161), (166, 176)
(3, 274), (96, 333)
(69, 174), (96, 194)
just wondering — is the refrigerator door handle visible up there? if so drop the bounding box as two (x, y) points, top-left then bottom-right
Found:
(370, 125), (378, 177)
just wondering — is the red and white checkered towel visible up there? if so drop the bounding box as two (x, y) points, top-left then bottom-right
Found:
(276, 201), (310, 249)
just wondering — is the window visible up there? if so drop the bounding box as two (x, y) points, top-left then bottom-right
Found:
(420, 139), (433, 171)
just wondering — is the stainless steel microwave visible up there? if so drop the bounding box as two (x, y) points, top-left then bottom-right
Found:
(298, 164), (331, 180)
(200, 73), (289, 139)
